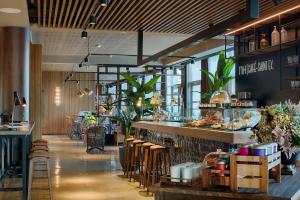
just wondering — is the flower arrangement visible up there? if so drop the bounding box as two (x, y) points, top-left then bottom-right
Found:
(150, 92), (163, 107)
(252, 100), (300, 159)
(84, 114), (97, 126)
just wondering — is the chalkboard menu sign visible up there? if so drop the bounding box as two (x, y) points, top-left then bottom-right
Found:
(236, 46), (300, 106)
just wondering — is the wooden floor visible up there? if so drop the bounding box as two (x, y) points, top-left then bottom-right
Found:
(0, 135), (153, 200)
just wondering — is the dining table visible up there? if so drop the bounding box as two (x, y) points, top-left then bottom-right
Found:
(0, 122), (34, 200)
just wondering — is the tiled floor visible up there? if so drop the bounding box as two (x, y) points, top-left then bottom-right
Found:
(0, 135), (153, 200)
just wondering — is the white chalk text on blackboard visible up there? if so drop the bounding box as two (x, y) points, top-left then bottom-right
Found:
(238, 59), (274, 76)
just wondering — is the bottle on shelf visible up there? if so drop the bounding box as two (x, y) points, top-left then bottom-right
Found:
(260, 34), (268, 49)
(249, 40), (255, 52)
(280, 26), (288, 43)
(271, 26), (280, 46)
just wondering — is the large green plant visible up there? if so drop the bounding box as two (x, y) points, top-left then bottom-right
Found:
(201, 51), (235, 100)
(120, 72), (160, 121)
(112, 101), (136, 138)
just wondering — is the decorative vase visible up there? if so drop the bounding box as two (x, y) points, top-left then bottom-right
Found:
(281, 151), (300, 175)
(260, 34), (268, 49)
(271, 26), (280, 46)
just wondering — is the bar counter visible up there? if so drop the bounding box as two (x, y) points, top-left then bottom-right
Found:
(132, 121), (252, 144)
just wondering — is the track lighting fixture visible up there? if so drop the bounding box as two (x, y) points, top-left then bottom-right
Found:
(81, 30), (87, 39)
(84, 56), (89, 62)
(89, 14), (97, 25)
(79, 63), (83, 68)
(70, 73), (73, 77)
(100, 0), (110, 7)
(190, 59), (195, 64)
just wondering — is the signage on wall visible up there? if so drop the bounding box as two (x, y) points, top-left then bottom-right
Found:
(238, 59), (274, 76)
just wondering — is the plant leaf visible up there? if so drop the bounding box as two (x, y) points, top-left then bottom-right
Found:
(120, 72), (141, 89)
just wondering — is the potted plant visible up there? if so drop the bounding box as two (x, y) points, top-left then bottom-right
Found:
(252, 100), (300, 174)
(112, 102), (137, 171)
(120, 72), (160, 120)
(200, 51), (235, 101)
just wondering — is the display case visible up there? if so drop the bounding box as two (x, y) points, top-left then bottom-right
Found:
(189, 105), (260, 131)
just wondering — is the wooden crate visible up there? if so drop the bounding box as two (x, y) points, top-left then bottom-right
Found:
(202, 168), (231, 189)
(230, 151), (281, 193)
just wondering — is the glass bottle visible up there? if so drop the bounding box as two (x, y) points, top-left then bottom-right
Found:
(271, 26), (280, 46)
(281, 27), (288, 43)
(260, 34), (268, 49)
(249, 40), (255, 52)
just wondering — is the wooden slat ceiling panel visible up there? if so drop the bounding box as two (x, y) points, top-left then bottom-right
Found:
(27, 0), (299, 34)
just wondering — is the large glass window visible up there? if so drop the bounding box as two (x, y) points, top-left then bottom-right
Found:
(187, 60), (201, 119)
(208, 50), (235, 95)
(186, 49), (235, 119)
(165, 68), (182, 118)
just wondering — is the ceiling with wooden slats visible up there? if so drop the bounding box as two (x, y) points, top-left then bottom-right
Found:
(27, 0), (298, 34)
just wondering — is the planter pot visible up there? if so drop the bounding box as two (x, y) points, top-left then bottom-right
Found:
(281, 151), (300, 175)
(119, 146), (126, 171)
(118, 144), (136, 173)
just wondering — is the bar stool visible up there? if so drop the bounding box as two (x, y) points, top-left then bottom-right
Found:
(124, 137), (135, 177)
(146, 145), (170, 192)
(28, 151), (52, 200)
(129, 139), (145, 182)
(139, 142), (155, 188)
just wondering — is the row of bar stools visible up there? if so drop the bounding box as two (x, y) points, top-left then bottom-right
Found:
(28, 139), (52, 200)
(130, 139), (145, 182)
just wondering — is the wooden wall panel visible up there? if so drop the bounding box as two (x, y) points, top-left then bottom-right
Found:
(30, 44), (42, 140)
(41, 71), (95, 134)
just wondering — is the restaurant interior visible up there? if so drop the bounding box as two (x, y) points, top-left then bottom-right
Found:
(0, 0), (300, 199)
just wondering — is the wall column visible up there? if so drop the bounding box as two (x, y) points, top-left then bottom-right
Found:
(0, 27), (30, 121)
(30, 44), (42, 139)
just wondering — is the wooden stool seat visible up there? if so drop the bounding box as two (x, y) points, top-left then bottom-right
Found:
(150, 145), (165, 150)
(132, 139), (144, 144)
(126, 138), (135, 142)
(142, 142), (155, 147)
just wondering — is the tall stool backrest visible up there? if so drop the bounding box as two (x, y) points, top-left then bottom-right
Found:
(86, 125), (107, 151)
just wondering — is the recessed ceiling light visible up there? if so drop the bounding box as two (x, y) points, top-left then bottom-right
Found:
(0, 8), (21, 14)
(96, 44), (102, 48)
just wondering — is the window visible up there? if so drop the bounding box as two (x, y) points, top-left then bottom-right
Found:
(208, 49), (235, 96)
(187, 60), (201, 119)
(165, 68), (182, 118)
(186, 48), (235, 119)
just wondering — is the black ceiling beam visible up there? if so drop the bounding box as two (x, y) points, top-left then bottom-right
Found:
(138, 0), (259, 67)
(137, 29), (143, 66)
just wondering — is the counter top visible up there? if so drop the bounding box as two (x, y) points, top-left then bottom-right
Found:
(0, 122), (35, 136)
(132, 121), (251, 144)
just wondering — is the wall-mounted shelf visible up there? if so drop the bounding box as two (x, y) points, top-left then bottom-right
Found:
(286, 76), (300, 80)
(284, 63), (300, 68)
(235, 39), (299, 59)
